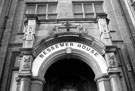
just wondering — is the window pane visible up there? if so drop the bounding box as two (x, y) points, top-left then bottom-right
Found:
(94, 4), (104, 13)
(73, 4), (82, 13)
(37, 5), (46, 14)
(38, 15), (46, 20)
(48, 4), (57, 14)
(27, 5), (36, 14)
(133, 4), (135, 10)
(74, 14), (83, 18)
(11, 52), (20, 67)
(48, 14), (57, 19)
(85, 14), (94, 18)
(84, 4), (93, 13)
(10, 71), (18, 91)
(14, 56), (20, 67)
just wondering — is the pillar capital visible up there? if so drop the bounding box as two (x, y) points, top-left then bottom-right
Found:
(108, 67), (121, 75)
(31, 76), (45, 91)
(95, 73), (111, 91)
(95, 73), (109, 82)
(31, 76), (45, 84)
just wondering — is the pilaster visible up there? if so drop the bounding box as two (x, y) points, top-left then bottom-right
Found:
(97, 14), (117, 67)
(97, 14), (122, 91)
(108, 67), (122, 91)
(17, 16), (38, 91)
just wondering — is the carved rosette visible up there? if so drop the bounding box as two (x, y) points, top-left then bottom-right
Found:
(105, 53), (118, 67)
(49, 22), (88, 35)
(19, 55), (33, 75)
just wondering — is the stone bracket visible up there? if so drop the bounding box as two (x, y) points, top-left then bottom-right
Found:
(105, 46), (118, 53)
(108, 67), (121, 76)
(20, 48), (33, 55)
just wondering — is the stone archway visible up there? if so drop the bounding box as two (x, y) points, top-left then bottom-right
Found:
(18, 34), (123, 91)
(31, 42), (110, 91)
(32, 42), (108, 77)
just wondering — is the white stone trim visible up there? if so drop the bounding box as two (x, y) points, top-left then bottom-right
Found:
(32, 42), (108, 77)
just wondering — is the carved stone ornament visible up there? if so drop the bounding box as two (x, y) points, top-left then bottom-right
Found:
(50, 21), (87, 34)
(106, 53), (118, 67)
(23, 26), (35, 41)
(19, 55), (33, 74)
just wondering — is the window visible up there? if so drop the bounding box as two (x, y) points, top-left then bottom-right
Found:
(8, 52), (20, 91)
(73, 2), (104, 18)
(94, 4), (104, 13)
(26, 3), (57, 20)
(27, 5), (36, 14)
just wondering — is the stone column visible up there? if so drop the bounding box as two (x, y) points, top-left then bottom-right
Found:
(95, 74), (111, 91)
(16, 77), (21, 91)
(31, 77), (45, 91)
(18, 16), (38, 91)
(108, 68), (122, 91)
(19, 77), (31, 91)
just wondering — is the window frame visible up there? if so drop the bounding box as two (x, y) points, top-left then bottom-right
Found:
(26, 2), (58, 20)
(9, 71), (19, 91)
(72, 1), (104, 19)
(7, 52), (20, 91)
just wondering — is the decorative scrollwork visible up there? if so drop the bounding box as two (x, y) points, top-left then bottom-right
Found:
(49, 21), (87, 35)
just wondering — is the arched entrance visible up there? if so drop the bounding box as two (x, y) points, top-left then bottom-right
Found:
(44, 57), (97, 91)
(32, 42), (108, 77)
(31, 41), (110, 91)
(18, 34), (123, 91)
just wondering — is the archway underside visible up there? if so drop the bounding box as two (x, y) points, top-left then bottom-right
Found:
(44, 58), (97, 91)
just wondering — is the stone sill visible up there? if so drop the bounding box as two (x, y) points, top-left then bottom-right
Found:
(25, 0), (103, 4)
(72, 0), (103, 3)
(25, 0), (58, 4)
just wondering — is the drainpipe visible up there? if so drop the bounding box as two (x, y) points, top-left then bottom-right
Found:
(118, 0), (135, 80)
(0, 0), (13, 89)
(0, 0), (12, 46)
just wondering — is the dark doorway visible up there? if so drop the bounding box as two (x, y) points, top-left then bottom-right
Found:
(44, 58), (97, 91)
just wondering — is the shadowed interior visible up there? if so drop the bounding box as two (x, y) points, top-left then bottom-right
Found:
(44, 58), (97, 91)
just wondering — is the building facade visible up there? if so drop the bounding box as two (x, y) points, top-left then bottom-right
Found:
(0, 0), (135, 91)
